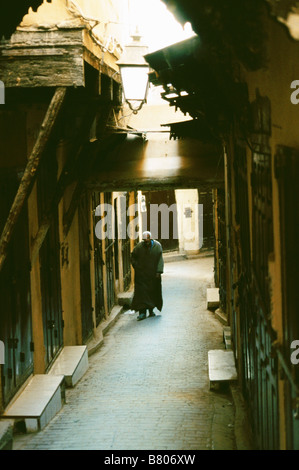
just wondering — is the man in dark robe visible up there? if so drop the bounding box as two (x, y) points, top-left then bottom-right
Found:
(131, 231), (164, 321)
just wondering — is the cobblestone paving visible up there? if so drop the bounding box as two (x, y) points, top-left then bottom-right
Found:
(13, 256), (236, 450)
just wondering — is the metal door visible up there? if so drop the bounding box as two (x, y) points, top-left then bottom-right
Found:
(92, 192), (105, 326)
(37, 153), (63, 369)
(275, 146), (299, 450)
(114, 198), (119, 283)
(232, 94), (280, 449)
(250, 147), (278, 449)
(104, 192), (115, 314)
(233, 143), (252, 389)
(122, 193), (131, 291)
(0, 172), (33, 406)
(78, 191), (93, 342)
(215, 188), (227, 312)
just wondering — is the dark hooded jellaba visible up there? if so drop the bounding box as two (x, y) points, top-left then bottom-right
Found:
(131, 231), (164, 321)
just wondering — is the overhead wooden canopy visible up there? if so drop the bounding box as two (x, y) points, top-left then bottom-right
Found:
(145, 35), (248, 139)
(86, 133), (224, 191)
(144, 1), (278, 142)
(161, 0), (268, 71)
(161, 119), (216, 141)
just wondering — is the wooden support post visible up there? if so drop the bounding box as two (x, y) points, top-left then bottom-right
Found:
(0, 87), (67, 273)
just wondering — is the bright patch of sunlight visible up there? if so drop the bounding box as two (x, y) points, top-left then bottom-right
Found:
(142, 156), (182, 174)
(127, 0), (196, 52)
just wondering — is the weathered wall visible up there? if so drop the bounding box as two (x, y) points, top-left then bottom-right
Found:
(241, 14), (299, 344)
(232, 13), (299, 449)
(19, 0), (126, 53)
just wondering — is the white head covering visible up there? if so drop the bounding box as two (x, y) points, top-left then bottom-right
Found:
(142, 231), (151, 240)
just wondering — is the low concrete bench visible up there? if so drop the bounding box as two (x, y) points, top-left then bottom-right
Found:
(3, 374), (65, 432)
(223, 326), (232, 349)
(206, 288), (220, 309)
(48, 345), (88, 388)
(208, 349), (237, 389)
(117, 290), (134, 307)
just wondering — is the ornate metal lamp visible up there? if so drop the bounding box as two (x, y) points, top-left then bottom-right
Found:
(117, 31), (150, 114)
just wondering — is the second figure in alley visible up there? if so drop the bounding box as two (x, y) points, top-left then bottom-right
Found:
(131, 231), (164, 321)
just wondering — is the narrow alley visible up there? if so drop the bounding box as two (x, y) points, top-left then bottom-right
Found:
(1, 0), (299, 453)
(12, 256), (243, 451)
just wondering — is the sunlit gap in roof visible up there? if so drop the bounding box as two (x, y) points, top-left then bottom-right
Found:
(127, 0), (196, 52)
(125, 0), (195, 175)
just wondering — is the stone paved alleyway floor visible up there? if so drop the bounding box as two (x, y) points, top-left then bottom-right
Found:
(13, 256), (240, 451)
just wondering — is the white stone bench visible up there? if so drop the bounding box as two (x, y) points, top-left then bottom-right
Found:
(208, 349), (237, 389)
(48, 345), (88, 388)
(117, 290), (134, 307)
(3, 374), (65, 432)
(206, 288), (220, 309)
(223, 326), (232, 349)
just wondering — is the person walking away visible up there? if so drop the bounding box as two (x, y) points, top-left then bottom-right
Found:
(131, 231), (164, 321)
